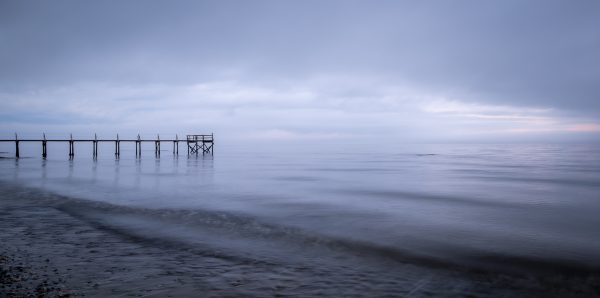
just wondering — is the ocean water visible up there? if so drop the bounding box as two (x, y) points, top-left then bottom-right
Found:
(1, 142), (600, 295)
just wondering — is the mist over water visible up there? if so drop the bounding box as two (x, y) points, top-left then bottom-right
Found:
(2, 142), (600, 278)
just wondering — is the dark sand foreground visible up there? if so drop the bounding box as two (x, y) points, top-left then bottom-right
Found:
(2, 182), (600, 297)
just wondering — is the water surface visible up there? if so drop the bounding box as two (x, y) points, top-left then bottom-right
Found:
(1, 143), (600, 295)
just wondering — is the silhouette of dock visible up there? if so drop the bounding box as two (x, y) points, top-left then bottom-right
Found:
(0, 133), (213, 159)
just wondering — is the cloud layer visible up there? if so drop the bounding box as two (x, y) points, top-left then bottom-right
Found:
(1, 0), (599, 142)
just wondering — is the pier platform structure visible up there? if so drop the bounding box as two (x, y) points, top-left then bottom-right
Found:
(0, 133), (214, 159)
(187, 134), (214, 155)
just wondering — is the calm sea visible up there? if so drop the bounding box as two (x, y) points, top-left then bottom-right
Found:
(1, 142), (600, 295)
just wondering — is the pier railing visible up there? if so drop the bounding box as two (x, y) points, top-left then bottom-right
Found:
(186, 134), (213, 142)
(0, 133), (214, 159)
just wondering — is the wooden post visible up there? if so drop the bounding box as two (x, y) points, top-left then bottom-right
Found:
(93, 133), (98, 158)
(136, 134), (141, 158)
(155, 134), (160, 157)
(15, 133), (19, 158)
(42, 133), (47, 159)
(115, 134), (120, 158)
(69, 133), (74, 158)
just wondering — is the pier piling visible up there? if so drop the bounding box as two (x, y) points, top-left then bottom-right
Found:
(15, 133), (19, 158)
(155, 134), (161, 157)
(136, 134), (141, 158)
(115, 134), (120, 158)
(92, 134), (98, 159)
(68, 134), (74, 159)
(42, 133), (47, 159)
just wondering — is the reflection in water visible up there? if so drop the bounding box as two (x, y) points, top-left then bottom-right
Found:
(134, 158), (141, 190)
(113, 158), (119, 189)
(91, 158), (97, 185)
(41, 159), (47, 188)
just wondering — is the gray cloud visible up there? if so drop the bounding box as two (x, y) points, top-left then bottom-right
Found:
(1, 0), (599, 140)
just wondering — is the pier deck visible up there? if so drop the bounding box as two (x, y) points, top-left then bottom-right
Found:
(0, 134), (214, 158)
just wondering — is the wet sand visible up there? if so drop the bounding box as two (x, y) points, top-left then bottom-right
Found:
(2, 182), (600, 297)
(1, 183), (289, 297)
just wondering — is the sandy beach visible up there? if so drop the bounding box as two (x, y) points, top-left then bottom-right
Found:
(2, 180), (600, 297)
(0, 183), (214, 297)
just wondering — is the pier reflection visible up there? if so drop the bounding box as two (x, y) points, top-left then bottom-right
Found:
(5, 152), (216, 207)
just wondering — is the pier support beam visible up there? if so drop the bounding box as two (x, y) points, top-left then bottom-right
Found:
(203, 143), (214, 154)
(68, 134), (74, 159)
(42, 133), (47, 159)
(155, 134), (160, 157)
(115, 134), (120, 158)
(92, 134), (98, 159)
(186, 134), (213, 156)
(135, 134), (141, 158)
(15, 133), (19, 158)
(115, 141), (120, 158)
(173, 134), (179, 155)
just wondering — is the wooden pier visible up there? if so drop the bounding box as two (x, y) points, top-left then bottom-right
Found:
(0, 133), (213, 159)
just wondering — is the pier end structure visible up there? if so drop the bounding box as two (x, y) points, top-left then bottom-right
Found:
(186, 134), (214, 155)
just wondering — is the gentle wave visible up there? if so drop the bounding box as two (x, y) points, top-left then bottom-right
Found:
(13, 184), (597, 276)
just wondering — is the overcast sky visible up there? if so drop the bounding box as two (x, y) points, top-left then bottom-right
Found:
(1, 0), (599, 143)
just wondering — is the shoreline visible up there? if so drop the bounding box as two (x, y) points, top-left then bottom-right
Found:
(2, 181), (600, 297)
(0, 183), (231, 297)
